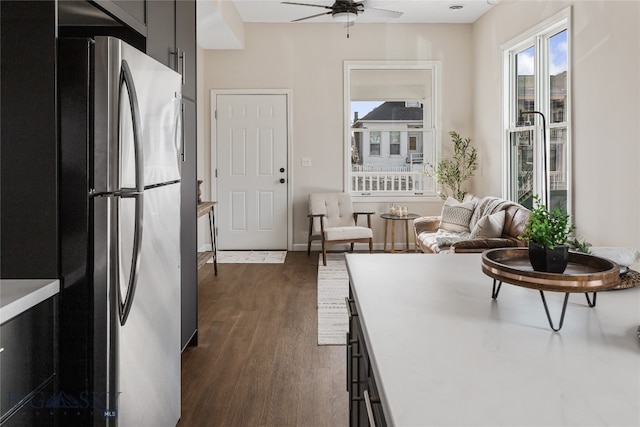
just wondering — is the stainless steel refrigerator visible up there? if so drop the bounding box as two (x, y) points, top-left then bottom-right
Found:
(58, 36), (181, 426)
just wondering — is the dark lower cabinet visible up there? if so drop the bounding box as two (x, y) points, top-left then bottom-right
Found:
(0, 297), (57, 427)
(146, 0), (198, 350)
(181, 98), (198, 349)
(347, 290), (387, 427)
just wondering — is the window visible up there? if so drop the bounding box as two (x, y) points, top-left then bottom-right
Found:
(503, 8), (571, 213)
(345, 61), (440, 199)
(390, 131), (401, 155)
(369, 131), (381, 156)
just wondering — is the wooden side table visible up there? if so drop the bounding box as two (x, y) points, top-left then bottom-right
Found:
(197, 201), (218, 275)
(380, 213), (420, 253)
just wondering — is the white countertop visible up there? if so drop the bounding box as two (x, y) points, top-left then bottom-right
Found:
(0, 279), (60, 324)
(345, 253), (640, 427)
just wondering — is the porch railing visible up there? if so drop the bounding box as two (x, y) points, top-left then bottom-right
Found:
(351, 165), (427, 193)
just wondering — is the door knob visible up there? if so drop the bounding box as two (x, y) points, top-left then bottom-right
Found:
(280, 178), (286, 184)
(280, 168), (285, 173)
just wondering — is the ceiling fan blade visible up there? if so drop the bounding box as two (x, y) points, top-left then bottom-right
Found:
(281, 1), (333, 10)
(291, 11), (332, 22)
(365, 7), (403, 19)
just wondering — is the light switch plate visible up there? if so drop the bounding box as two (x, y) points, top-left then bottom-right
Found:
(302, 157), (312, 167)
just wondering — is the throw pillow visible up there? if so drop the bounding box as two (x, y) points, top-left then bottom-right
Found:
(469, 210), (506, 239)
(439, 197), (476, 233)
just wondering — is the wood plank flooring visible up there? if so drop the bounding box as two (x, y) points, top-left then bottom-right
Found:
(179, 252), (348, 426)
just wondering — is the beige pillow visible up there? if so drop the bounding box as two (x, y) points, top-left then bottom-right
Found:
(469, 210), (506, 239)
(439, 197), (476, 233)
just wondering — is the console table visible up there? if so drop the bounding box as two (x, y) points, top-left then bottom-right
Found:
(197, 201), (217, 275)
(345, 253), (640, 426)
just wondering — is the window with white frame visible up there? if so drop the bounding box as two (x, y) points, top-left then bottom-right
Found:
(503, 8), (571, 213)
(345, 61), (440, 198)
(369, 131), (381, 156)
(390, 131), (401, 155)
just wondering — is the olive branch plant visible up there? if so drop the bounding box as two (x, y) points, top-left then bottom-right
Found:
(422, 131), (478, 201)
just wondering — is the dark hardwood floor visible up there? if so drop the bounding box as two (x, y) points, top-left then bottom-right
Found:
(179, 251), (348, 426)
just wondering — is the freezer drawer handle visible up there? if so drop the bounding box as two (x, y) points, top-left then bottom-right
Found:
(117, 59), (145, 326)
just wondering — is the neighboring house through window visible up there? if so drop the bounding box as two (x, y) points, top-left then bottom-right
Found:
(503, 7), (571, 213)
(345, 61), (441, 199)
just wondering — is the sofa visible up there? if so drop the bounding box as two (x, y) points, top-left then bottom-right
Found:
(414, 194), (531, 254)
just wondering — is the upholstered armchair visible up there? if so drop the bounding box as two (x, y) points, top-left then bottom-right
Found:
(307, 193), (374, 265)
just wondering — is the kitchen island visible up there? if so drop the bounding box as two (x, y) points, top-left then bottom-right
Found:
(345, 253), (640, 426)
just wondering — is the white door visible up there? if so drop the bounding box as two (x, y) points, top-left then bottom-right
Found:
(215, 93), (288, 249)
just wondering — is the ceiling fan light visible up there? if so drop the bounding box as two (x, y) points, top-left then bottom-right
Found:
(332, 11), (356, 23)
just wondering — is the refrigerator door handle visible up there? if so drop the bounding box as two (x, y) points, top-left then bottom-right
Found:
(118, 59), (144, 326)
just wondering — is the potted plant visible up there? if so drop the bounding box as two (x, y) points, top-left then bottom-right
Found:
(422, 131), (478, 201)
(520, 195), (575, 273)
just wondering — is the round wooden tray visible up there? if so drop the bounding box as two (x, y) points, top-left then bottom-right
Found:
(481, 247), (621, 293)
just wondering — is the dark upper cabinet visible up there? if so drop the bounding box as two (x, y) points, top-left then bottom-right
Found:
(90, 0), (147, 35)
(146, 0), (175, 69)
(1, 0), (58, 279)
(175, 0), (196, 101)
(147, 0), (196, 101)
(111, 0), (145, 24)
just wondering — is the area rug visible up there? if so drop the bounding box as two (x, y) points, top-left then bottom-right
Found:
(207, 251), (287, 264)
(317, 253), (349, 345)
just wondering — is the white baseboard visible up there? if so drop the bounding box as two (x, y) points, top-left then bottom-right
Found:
(199, 243), (213, 252)
(291, 242), (415, 252)
(205, 242), (417, 252)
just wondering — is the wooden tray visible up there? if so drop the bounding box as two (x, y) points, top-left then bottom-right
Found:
(481, 248), (621, 293)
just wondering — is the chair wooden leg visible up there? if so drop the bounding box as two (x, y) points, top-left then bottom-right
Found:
(369, 238), (373, 254)
(307, 217), (313, 256)
(350, 242), (355, 252)
(322, 239), (327, 266)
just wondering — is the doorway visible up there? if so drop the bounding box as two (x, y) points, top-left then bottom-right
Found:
(212, 91), (291, 250)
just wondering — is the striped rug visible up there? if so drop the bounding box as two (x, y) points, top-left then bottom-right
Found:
(317, 253), (349, 345)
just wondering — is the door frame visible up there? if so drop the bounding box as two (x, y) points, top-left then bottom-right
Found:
(210, 89), (293, 250)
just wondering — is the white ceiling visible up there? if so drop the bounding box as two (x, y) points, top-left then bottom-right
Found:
(198, 0), (498, 49)
(233, 0), (496, 24)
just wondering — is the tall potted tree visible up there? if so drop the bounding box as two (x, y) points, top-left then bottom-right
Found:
(422, 131), (478, 201)
(520, 195), (575, 273)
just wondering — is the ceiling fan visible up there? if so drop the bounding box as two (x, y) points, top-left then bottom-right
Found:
(282, 0), (403, 27)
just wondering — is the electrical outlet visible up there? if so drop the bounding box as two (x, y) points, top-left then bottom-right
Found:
(302, 157), (312, 167)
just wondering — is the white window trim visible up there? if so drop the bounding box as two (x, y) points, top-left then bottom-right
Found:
(344, 60), (442, 202)
(501, 7), (572, 215)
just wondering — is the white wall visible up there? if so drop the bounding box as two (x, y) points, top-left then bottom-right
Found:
(199, 3), (640, 254)
(472, 1), (640, 256)
(200, 23), (474, 249)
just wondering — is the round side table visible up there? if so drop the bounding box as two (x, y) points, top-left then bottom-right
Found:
(380, 213), (420, 253)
